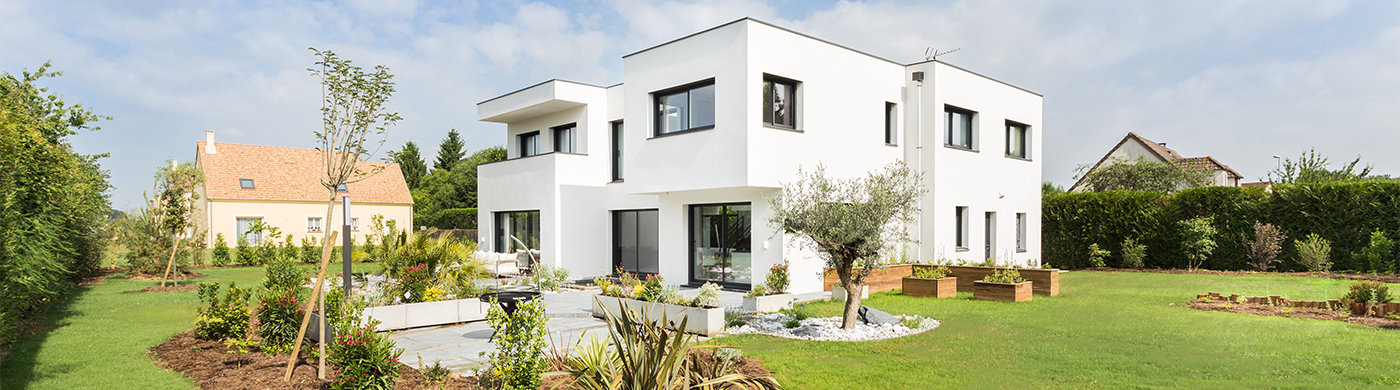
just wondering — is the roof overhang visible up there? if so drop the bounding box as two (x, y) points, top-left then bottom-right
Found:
(477, 79), (605, 123)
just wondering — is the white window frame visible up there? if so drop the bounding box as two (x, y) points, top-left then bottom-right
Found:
(307, 216), (323, 233)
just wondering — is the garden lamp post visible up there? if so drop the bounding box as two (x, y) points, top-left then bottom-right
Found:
(343, 196), (352, 299)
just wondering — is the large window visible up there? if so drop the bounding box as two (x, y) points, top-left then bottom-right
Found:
(654, 80), (715, 136)
(690, 203), (752, 288)
(945, 105), (975, 149)
(518, 131), (540, 157)
(611, 121), (624, 181)
(495, 210), (540, 253)
(1016, 213), (1027, 252)
(955, 206), (968, 249)
(1006, 121), (1028, 159)
(614, 209), (658, 275)
(885, 102), (898, 145)
(553, 123), (576, 153)
(236, 217), (263, 244)
(762, 76), (797, 128)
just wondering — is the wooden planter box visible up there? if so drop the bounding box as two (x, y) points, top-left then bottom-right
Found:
(362, 298), (490, 331)
(590, 296), (725, 336)
(832, 285), (868, 302)
(821, 264), (914, 293)
(742, 293), (794, 313)
(902, 277), (956, 298)
(918, 265), (1059, 296)
(973, 280), (1033, 302)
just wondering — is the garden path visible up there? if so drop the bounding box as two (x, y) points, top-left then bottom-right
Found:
(389, 287), (830, 374)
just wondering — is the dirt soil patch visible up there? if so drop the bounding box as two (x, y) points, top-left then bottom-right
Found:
(124, 285), (199, 294)
(151, 331), (777, 389)
(1086, 267), (1400, 284)
(1185, 300), (1400, 330)
(126, 271), (207, 281)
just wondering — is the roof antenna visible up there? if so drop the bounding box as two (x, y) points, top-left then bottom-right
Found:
(925, 47), (961, 61)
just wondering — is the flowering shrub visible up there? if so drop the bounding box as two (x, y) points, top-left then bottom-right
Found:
(765, 260), (790, 294)
(255, 288), (304, 350)
(422, 286), (445, 302)
(328, 295), (403, 390)
(637, 274), (665, 302)
(396, 263), (432, 303)
(194, 282), (251, 341)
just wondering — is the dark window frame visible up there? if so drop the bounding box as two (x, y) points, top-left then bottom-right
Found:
(1005, 120), (1029, 159)
(762, 74), (799, 130)
(885, 102), (898, 145)
(1015, 212), (1027, 252)
(610, 121), (624, 181)
(239, 178), (255, 189)
(652, 78), (716, 138)
(955, 206), (969, 250)
(945, 105), (976, 150)
(687, 202), (754, 291)
(553, 123), (577, 154)
(518, 131), (541, 158)
(612, 208), (659, 275)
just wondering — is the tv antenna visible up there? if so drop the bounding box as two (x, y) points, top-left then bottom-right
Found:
(925, 47), (960, 61)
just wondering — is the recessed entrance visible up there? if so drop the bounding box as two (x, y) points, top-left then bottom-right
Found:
(689, 203), (752, 289)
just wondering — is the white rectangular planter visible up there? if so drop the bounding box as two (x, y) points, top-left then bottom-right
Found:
(832, 285), (869, 302)
(590, 296), (725, 336)
(742, 293), (794, 313)
(363, 298), (489, 331)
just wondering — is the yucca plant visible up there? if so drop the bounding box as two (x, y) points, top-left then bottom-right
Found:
(552, 298), (782, 390)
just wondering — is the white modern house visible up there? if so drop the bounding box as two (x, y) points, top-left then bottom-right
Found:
(475, 18), (1042, 294)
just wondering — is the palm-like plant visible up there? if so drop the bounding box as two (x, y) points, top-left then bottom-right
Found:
(553, 297), (782, 390)
(380, 230), (486, 297)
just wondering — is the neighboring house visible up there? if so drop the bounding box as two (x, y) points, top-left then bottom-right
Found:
(1069, 132), (1243, 192)
(194, 130), (413, 248)
(475, 18), (1042, 294)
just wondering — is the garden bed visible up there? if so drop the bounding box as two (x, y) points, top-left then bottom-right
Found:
(123, 285), (198, 293)
(925, 265), (1059, 296)
(1085, 267), (1400, 284)
(1184, 300), (1400, 330)
(362, 298), (489, 331)
(591, 296), (725, 336)
(821, 264), (913, 293)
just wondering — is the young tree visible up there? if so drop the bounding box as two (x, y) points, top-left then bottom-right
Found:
(1073, 157), (1212, 192)
(767, 163), (923, 329)
(434, 129), (465, 172)
(387, 141), (427, 189)
(155, 160), (204, 286)
(1242, 222), (1285, 272)
(1268, 148), (1375, 183)
(286, 48), (400, 380)
(1178, 216), (1218, 271)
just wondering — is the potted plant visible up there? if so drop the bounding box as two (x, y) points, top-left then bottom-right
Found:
(973, 268), (1032, 302)
(902, 265), (956, 298)
(743, 261), (795, 312)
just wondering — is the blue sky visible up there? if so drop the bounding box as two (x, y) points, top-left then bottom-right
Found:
(3, 0), (1397, 208)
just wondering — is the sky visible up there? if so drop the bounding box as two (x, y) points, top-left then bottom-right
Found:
(3, 0), (1398, 208)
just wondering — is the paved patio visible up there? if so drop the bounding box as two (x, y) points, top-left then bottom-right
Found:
(389, 286), (830, 374)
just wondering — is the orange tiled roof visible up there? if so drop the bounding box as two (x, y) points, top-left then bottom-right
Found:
(196, 141), (412, 204)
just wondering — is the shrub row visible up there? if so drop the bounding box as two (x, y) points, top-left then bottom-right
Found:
(1044, 182), (1400, 271)
(414, 208), (476, 230)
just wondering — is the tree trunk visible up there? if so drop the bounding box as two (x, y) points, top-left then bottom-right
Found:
(159, 235), (180, 287)
(837, 265), (863, 329)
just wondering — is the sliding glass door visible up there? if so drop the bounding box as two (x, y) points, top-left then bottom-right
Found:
(613, 210), (659, 275)
(494, 210), (540, 253)
(690, 203), (752, 288)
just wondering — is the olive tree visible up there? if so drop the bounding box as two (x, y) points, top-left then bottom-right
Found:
(767, 163), (923, 329)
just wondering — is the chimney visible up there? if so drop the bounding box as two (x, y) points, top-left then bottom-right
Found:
(205, 129), (216, 154)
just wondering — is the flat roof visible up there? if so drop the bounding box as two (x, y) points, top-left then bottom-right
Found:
(476, 78), (608, 106)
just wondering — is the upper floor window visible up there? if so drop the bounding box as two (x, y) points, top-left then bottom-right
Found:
(239, 178), (255, 189)
(654, 80), (715, 136)
(763, 75), (797, 129)
(611, 121), (624, 181)
(1006, 121), (1028, 159)
(519, 131), (540, 157)
(553, 123), (577, 153)
(885, 102), (898, 145)
(945, 105), (975, 150)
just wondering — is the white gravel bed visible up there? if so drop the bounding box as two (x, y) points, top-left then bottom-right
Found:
(722, 313), (940, 342)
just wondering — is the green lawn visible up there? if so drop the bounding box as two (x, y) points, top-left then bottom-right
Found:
(711, 271), (1400, 389)
(0, 263), (379, 390)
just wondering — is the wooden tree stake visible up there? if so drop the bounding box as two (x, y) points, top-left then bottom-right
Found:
(283, 230), (338, 382)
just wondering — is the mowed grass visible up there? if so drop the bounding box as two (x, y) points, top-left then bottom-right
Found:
(710, 271), (1400, 389)
(0, 263), (379, 390)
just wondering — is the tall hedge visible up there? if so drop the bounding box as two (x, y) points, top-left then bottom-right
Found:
(417, 207), (477, 229)
(1044, 182), (1400, 271)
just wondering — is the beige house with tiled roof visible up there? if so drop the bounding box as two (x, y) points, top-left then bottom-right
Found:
(193, 130), (413, 248)
(1069, 132), (1243, 192)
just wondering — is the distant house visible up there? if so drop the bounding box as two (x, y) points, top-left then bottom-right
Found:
(193, 130), (413, 248)
(1070, 132), (1242, 192)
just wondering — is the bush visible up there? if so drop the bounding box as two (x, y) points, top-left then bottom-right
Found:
(301, 235), (320, 263)
(255, 288), (304, 350)
(1120, 238), (1146, 268)
(263, 257), (308, 292)
(694, 282), (722, 308)
(482, 297), (547, 390)
(393, 263), (432, 304)
(1087, 243), (1110, 267)
(912, 265), (949, 279)
(1295, 234), (1332, 272)
(235, 236), (255, 265)
(1342, 281), (1391, 304)
(1178, 217), (1218, 271)
(984, 268), (1025, 284)
(327, 299), (403, 390)
(212, 233), (231, 266)
(194, 282), (251, 341)
(1243, 222), (1286, 272)
(765, 260), (790, 294)
(637, 274), (665, 302)
(1355, 231), (1396, 273)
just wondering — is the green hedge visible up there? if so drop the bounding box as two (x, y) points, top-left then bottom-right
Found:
(416, 208), (477, 229)
(1044, 182), (1400, 271)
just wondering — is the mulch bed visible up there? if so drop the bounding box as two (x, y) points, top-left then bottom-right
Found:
(1184, 300), (1400, 330)
(1084, 267), (1400, 284)
(150, 331), (777, 390)
(125, 285), (199, 294)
